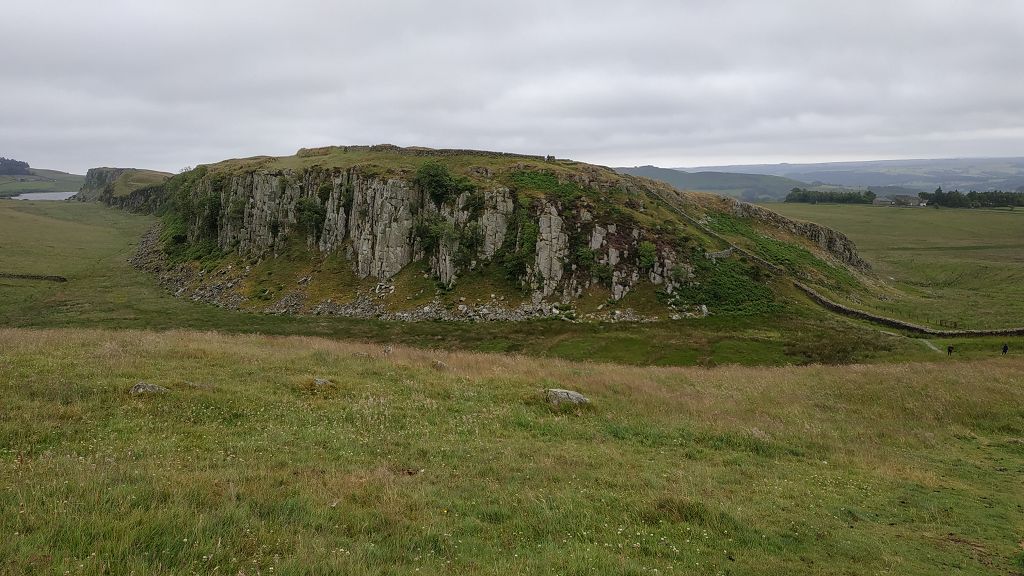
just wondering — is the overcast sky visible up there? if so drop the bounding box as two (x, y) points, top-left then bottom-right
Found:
(2, 0), (1022, 174)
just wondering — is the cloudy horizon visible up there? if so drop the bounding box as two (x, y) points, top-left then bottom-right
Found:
(2, 0), (1022, 174)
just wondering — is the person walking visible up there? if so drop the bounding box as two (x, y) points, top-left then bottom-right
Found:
(947, 345), (954, 356)
(1003, 343), (1009, 355)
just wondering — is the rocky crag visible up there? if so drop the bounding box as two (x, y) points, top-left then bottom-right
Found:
(75, 168), (130, 201)
(103, 145), (870, 320)
(75, 167), (171, 206)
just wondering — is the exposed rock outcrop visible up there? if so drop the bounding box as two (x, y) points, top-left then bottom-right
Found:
(532, 202), (569, 299)
(75, 168), (130, 201)
(75, 167), (171, 210)
(730, 200), (870, 270)
(160, 161), (687, 305)
(103, 145), (872, 320)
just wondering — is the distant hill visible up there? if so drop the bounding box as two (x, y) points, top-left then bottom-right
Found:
(615, 165), (809, 202)
(683, 157), (1024, 192)
(0, 167), (85, 198)
(74, 168), (171, 202)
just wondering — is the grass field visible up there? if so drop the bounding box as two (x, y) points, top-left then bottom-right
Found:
(2, 195), (1024, 574)
(0, 169), (84, 197)
(5, 200), (1000, 367)
(1, 328), (1022, 574)
(766, 204), (1024, 330)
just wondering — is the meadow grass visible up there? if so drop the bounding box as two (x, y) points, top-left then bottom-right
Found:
(766, 203), (1024, 329)
(0, 170), (84, 197)
(110, 170), (171, 197)
(1, 328), (1022, 574)
(3, 200), (990, 367)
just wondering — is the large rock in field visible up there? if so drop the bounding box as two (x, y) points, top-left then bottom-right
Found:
(129, 381), (168, 395)
(544, 388), (589, 406)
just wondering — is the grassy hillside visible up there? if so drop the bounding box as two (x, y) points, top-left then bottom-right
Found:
(2, 200), (962, 366)
(615, 165), (809, 201)
(766, 203), (1024, 329)
(1, 328), (1022, 574)
(0, 168), (84, 197)
(76, 168), (172, 201)
(111, 169), (170, 197)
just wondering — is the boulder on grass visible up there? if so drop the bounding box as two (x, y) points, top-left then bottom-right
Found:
(544, 388), (589, 406)
(129, 382), (168, 395)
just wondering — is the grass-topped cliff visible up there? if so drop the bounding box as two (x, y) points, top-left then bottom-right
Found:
(75, 167), (171, 203)
(103, 145), (872, 322)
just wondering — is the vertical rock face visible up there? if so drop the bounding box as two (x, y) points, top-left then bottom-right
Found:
(318, 176), (348, 253)
(481, 187), (513, 259)
(729, 200), (870, 270)
(173, 164), (693, 304)
(532, 202), (569, 299)
(233, 173), (290, 255)
(75, 168), (131, 201)
(347, 176), (419, 279)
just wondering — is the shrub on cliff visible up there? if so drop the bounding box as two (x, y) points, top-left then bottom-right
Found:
(415, 162), (474, 206)
(295, 197), (327, 238)
(637, 241), (658, 271)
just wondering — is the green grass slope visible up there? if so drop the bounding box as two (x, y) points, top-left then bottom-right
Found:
(76, 168), (172, 201)
(1, 328), (1022, 574)
(616, 165), (809, 201)
(111, 169), (170, 197)
(0, 168), (84, 197)
(1, 200), (963, 366)
(767, 203), (1024, 330)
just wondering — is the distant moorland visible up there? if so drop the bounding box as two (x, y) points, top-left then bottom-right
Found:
(686, 157), (1024, 193)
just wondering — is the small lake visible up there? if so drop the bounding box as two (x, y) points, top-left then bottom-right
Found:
(10, 191), (78, 201)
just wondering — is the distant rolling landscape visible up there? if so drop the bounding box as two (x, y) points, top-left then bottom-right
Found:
(683, 157), (1024, 193)
(615, 165), (809, 202)
(0, 168), (84, 198)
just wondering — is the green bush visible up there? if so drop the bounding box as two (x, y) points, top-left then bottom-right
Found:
(340, 183), (354, 215)
(415, 213), (457, 254)
(415, 162), (474, 206)
(317, 181), (332, 204)
(463, 190), (485, 218)
(499, 201), (540, 282)
(637, 241), (658, 271)
(572, 246), (596, 272)
(456, 222), (483, 267)
(195, 191), (221, 240)
(295, 197), (327, 238)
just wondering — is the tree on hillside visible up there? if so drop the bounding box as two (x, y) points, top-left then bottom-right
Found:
(0, 157), (31, 175)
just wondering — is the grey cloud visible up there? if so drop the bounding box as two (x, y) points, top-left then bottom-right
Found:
(2, 0), (1022, 173)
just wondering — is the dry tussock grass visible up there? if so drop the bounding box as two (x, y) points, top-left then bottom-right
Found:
(2, 327), (1023, 574)
(4, 326), (1020, 445)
